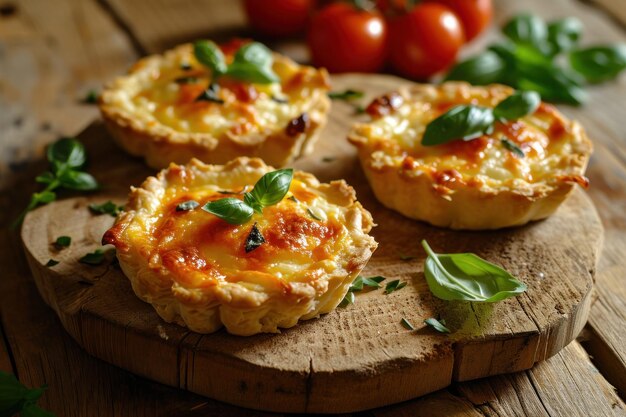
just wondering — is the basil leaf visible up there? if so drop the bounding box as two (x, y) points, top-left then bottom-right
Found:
(361, 276), (385, 288)
(328, 89), (364, 100)
(89, 201), (123, 216)
(384, 279), (407, 294)
(422, 105), (494, 146)
(45, 259), (59, 267)
(79, 249), (106, 265)
(83, 90), (99, 104)
(35, 172), (55, 185)
(400, 318), (415, 330)
(193, 40), (227, 76)
(493, 90), (541, 121)
(202, 198), (254, 224)
(444, 51), (508, 85)
(547, 17), (582, 54)
(227, 42), (279, 84)
(57, 170), (98, 191)
(34, 190), (56, 204)
(247, 168), (293, 209)
(176, 200), (199, 211)
(244, 222), (265, 253)
(569, 45), (626, 83)
(501, 137), (525, 158)
(339, 291), (355, 307)
(0, 371), (53, 417)
(516, 68), (586, 105)
(47, 138), (86, 168)
(421, 240), (527, 302)
(503, 14), (547, 50)
(54, 236), (71, 248)
(424, 318), (450, 334)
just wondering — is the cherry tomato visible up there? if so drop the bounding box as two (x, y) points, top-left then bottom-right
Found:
(428, 0), (492, 41)
(243, 0), (314, 38)
(388, 3), (464, 79)
(308, 3), (388, 73)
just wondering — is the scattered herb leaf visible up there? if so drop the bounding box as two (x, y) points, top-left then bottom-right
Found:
(0, 371), (56, 417)
(288, 195), (299, 203)
(401, 318), (415, 330)
(421, 240), (527, 302)
(384, 279), (407, 294)
(244, 222), (266, 253)
(195, 83), (224, 104)
(83, 90), (99, 104)
(176, 200), (200, 211)
(79, 249), (106, 266)
(54, 236), (71, 249)
(339, 291), (355, 307)
(89, 200), (123, 217)
(271, 95), (289, 104)
(307, 207), (326, 221)
(45, 259), (59, 267)
(217, 185), (250, 195)
(424, 317), (451, 333)
(13, 138), (99, 228)
(321, 157), (335, 163)
(501, 137), (525, 158)
(328, 89), (364, 100)
(399, 254), (417, 261)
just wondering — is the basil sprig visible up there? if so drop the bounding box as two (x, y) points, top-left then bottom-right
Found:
(445, 13), (626, 105)
(13, 138), (98, 228)
(202, 169), (293, 224)
(0, 371), (55, 417)
(421, 240), (527, 302)
(193, 40), (279, 84)
(424, 318), (451, 334)
(422, 90), (540, 146)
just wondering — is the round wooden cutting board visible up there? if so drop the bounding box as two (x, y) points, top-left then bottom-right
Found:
(21, 74), (603, 413)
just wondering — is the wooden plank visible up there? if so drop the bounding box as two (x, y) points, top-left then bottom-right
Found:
(588, 0), (626, 27)
(0, 320), (15, 374)
(455, 342), (625, 417)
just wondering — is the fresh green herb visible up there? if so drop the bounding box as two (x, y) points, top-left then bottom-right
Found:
(79, 249), (107, 266)
(328, 89), (364, 100)
(384, 279), (407, 294)
(176, 200), (200, 211)
(350, 275), (385, 292)
(445, 13), (626, 105)
(89, 200), (123, 217)
(339, 291), (355, 307)
(288, 195), (299, 203)
(83, 90), (99, 104)
(217, 185), (250, 195)
(0, 371), (56, 417)
(195, 83), (224, 104)
(424, 317), (451, 334)
(306, 207), (326, 221)
(399, 254), (417, 261)
(501, 137), (525, 158)
(422, 105), (494, 146)
(493, 90), (541, 121)
(193, 40), (279, 85)
(54, 236), (71, 249)
(244, 222), (265, 253)
(322, 157), (335, 163)
(13, 138), (99, 228)
(400, 318), (415, 330)
(422, 91), (540, 147)
(569, 45), (626, 83)
(203, 169), (293, 224)
(271, 95), (289, 104)
(421, 240), (527, 302)
(202, 198), (254, 224)
(45, 259), (59, 267)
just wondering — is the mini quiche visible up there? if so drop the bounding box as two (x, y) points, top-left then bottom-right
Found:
(348, 82), (592, 230)
(102, 157), (377, 336)
(99, 40), (330, 169)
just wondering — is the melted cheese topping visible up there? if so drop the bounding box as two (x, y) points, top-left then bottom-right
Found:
(143, 179), (349, 291)
(117, 44), (325, 138)
(357, 84), (589, 194)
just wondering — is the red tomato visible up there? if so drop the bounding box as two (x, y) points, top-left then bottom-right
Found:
(308, 3), (388, 73)
(388, 3), (464, 79)
(243, 0), (314, 37)
(428, 0), (492, 41)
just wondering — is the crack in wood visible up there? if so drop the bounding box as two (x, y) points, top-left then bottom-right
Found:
(95, 0), (147, 55)
(0, 313), (19, 375)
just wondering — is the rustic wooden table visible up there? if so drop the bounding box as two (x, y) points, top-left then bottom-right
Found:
(1, 0), (625, 416)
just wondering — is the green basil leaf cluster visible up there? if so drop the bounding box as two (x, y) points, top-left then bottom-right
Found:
(445, 13), (626, 105)
(422, 90), (540, 146)
(194, 40), (279, 84)
(0, 371), (56, 417)
(13, 138), (99, 228)
(421, 240), (527, 302)
(339, 275), (387, 307)
(202, 169), (293, 224)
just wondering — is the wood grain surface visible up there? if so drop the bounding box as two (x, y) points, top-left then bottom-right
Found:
(20, 74), (603, 413)
(1, 0), (626, 416)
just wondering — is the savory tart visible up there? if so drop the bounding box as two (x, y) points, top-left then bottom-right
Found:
(102, 157), (377, 336)
(348, 82), (592, 230)
(99, 40), (330, 169)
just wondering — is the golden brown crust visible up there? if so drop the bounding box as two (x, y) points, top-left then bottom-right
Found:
(99, 43), (331, 169)
(103, 157), (377, 335)
(348, 82), (593, 230)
